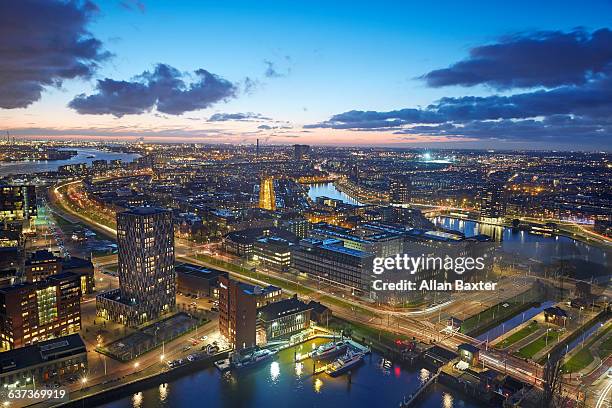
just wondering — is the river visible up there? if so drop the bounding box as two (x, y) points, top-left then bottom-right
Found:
(307, 183), (363, 206)
(0, 148), (140, 177)
(430, 216), (609, 277)
(98, 338), (485, 408)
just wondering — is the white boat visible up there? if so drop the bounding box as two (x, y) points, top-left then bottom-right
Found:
(311, 341), (348, 360)
(325, 351), (365, 377)
(233, 348), (278, 369)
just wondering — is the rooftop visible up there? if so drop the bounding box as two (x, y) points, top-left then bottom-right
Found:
(258, 295), (310, 321)
(0, 334), (86, 375)
(122, 206), (170, 216)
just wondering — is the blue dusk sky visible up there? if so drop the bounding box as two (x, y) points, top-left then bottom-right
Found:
(1, 0), (611, 150)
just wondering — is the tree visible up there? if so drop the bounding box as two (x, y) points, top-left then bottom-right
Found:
(540, 353), (571, 407)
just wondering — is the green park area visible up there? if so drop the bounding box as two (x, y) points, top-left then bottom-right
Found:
(516, 329), (561, 359)
(496, 321), (539, 349)
(562, 323), (611, 373)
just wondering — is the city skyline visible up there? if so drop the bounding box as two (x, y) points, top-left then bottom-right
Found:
(1, 0), (612, 151)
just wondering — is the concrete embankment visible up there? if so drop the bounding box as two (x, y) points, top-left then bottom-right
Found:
(53, 351), (229, 408)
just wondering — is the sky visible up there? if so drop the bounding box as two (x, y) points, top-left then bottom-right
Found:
(1, 0), (612, 150)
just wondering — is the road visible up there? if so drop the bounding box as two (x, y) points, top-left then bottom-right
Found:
(50, 178), (587, 397)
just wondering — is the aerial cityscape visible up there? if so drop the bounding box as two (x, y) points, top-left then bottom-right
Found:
(0, 1), (610, 408)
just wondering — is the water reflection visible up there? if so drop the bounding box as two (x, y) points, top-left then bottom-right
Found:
(307, 183), (363, 205)
(313, 378), (323, 393)
(443, 392), (454, 408)
(419, 368), (431, 385)
(432, 216), (609, 270)
(100, 338), (485, 408)
(159, 383), (168, 402)
(270, 361), (280, 382)
(295, 362), (303, 377)
(132, 392), (143, 408)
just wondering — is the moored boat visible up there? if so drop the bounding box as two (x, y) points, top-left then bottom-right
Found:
(311, 340), (348, 360)
(325, 351), (365, 377)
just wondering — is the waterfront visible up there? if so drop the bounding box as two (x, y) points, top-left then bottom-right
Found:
(0, 148), (140, 177)
(307, 182), (363, 206)
(98, 339), (486, 408)
(431, 217), (610, 276)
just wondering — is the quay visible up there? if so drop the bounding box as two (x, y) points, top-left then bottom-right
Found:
(399, 369), (440, 407)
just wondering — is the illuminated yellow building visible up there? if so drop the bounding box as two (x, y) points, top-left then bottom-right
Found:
(259, 175), (276, 211)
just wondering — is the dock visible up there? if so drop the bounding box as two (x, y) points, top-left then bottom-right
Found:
(399, 369), (440, 407)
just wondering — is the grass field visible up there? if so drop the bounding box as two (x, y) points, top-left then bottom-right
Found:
(562, 320), (611, 373)
(562, 348), (595, 373)
(496, 321), (539, 349)
(516, 329), (560, 359)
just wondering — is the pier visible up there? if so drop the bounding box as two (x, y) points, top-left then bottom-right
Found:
(399, 369), (440, 407)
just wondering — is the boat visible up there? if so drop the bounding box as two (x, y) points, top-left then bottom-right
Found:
(325, 351), (365, 377)
(311, 340), (348, 360)
(233, 348), (277, 369)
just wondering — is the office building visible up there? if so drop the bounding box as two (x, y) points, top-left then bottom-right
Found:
(293, 144), (311, 161)
(309, 223), (403, 257)
(0, 273), (81, 350)
(480, 181), (505, 223)
(259, 175), (276, 211)
(0, 184), (36, 231)
(175, 263), (228, 299)
(61, 257), (96, 294)
(257, 295), (311, 344)
(219, 276), (257, 351)
(0, 334), (87, 387)
(253, 236), (293, 271)
(291, 238), (374, 295)
(96, 207), (175, 326)
(24, 250), (61, 283)
(389, 175), (412, 205)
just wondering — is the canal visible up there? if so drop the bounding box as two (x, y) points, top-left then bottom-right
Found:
(307, 182), (363, 206)
(98, 338), (486, 408)
(430, 216), (609, 278)
(0, 148), (140, 177)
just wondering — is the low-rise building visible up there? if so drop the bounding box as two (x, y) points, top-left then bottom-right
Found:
(25, 250), (61, 283)
(0, 273), (82, 350)
(0, 334), (87, 387)
(175, 263), (228, 298)
(60, 257), (95, 294)
(253, 236), (293, 271)
(257, 295), (311, 344)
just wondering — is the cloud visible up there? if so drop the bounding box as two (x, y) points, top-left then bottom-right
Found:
(421, 28), (612, 89)
(396, 116), (611, 145)
(69, 64), (237, 116)
(307, 28), (612, 148)
(307, 74), (612, 145)
(119, 0), (146, 13)
(264, 59), (290, 78)
(257, 124), (292, 130)
(0, 0), (111, 109)
(208, 112), (270, 122)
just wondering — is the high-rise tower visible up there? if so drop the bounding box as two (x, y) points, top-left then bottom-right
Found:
(116, 207), (175, 321)
(259, 175), (276, 211)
